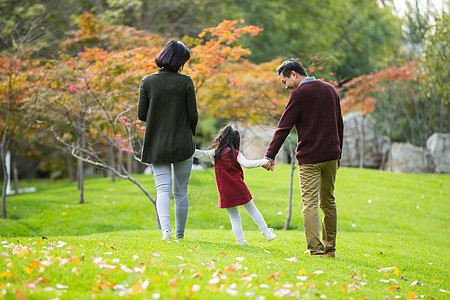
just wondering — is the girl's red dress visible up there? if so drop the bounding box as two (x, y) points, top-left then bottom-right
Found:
(214, 148), (252, 208)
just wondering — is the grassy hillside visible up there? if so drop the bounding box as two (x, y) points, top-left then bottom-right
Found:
(0, 166), (449, 299)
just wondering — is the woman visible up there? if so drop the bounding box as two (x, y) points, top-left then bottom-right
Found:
(138, 40), (198, 240)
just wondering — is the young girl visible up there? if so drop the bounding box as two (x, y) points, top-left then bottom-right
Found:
(194, 126), (277, 245)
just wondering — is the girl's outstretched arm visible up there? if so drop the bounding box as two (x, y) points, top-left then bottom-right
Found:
(237, 152), (268, 169)
(194, 149), (215, 163)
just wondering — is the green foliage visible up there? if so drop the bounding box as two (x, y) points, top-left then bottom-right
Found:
(0, 167), (449, 299)
(2, 0), (403, 81)
(420, 14), (449, 129)
(216, 0), (402, 81)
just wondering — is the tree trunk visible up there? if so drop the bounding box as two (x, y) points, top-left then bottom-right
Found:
(12, 150), (19, 195)
(127, 151), (133, 174)
(1, 151), (7, 219)
(108, 144), (116, 183)
(77, 157), (84, 204)
(283, 133), (295, 230)
(67, 152), (76, 183)
(77, 127), (85, 204)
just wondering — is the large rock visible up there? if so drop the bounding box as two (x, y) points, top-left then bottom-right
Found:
(341, 112), (383, 168)
(387, 143), (434, 173)
(427, 133), (450, 173)
(232, 123), (289, 163)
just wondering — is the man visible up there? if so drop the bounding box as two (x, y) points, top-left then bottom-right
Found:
(263, 59), (343, 257)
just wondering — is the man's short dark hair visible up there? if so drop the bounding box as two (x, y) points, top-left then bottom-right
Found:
(155, 40), (191, 72)
(277, 59), (307, 77)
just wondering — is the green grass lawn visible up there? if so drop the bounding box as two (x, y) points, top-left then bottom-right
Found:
(0, 166), (449, 299)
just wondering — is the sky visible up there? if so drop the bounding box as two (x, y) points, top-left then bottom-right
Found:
(391, 0), (448, 17)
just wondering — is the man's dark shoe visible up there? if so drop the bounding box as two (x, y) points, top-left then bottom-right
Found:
(324, 252), (335, 258)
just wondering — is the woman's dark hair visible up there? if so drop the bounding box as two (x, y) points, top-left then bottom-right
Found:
(277, 59), (307, 77)
(155, 40), (191, 72)
(208, 125), (241, 160)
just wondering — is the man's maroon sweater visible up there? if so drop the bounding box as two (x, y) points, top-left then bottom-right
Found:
(265, 80), (344, 165)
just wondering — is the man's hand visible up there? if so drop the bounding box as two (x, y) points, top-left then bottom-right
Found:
(337, 159), (341, 169)
(262, 160), (275, 171)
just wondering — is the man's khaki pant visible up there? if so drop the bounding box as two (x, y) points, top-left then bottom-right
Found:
(299, 159), (338, 255)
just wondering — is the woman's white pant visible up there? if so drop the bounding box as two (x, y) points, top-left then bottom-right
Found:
(152, 156), (193, 239)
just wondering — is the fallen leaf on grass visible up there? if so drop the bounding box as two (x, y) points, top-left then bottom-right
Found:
(224, 266), (236, 273)
(351, 273), (361, 281)
(236, 256), (245, 261)
(286, 257), (298, 262)
(33, 276), (49, 285)
(267, 271), (283, 281)
(406, 292), (417, 299)
(192, 284), (201, 291)
(0, 271), (13, 278)
(56, 283), (68, 289)
(273, 289), (292, 297)
(298, 268), (306, 275)
(134, 264), (145, 273)
(378, 267), (396, 272)
(208, 277), (220, 284)
(24, 267), (33, 275)
(226, 288), (239, 296)
(14, 290), (27, 300)
(17, 247), (30, 257)
(130, 282), (145, 294)
(56, 241), (67, 248)
(189, 246), (195, 252)
(190, 273), (202, 279)
(411, 281), (425, 286)
(388, 286), (400, 290)
(168, 277), (178, 287)
(120, 265), (133, 273)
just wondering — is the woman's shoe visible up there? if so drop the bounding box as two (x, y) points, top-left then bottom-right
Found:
(162, 230), (172, 240)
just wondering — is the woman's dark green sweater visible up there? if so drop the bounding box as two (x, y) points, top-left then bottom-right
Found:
(138, 68), (198, 164)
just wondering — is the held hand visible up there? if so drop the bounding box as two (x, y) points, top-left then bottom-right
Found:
(262, 160), (275, 171)
(337, 159), (341, 169)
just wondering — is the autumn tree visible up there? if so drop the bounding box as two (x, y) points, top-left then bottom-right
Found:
(342, 61), (433, 150)
(0, 18), (47, 218)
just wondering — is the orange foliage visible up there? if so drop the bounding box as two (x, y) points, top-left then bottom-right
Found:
(187, 19), (263, 90)
(42, 14), (265, 154)
(342, 61), (423, 115)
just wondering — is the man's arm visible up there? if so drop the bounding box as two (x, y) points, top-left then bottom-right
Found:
(264, 91), (301, 162)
